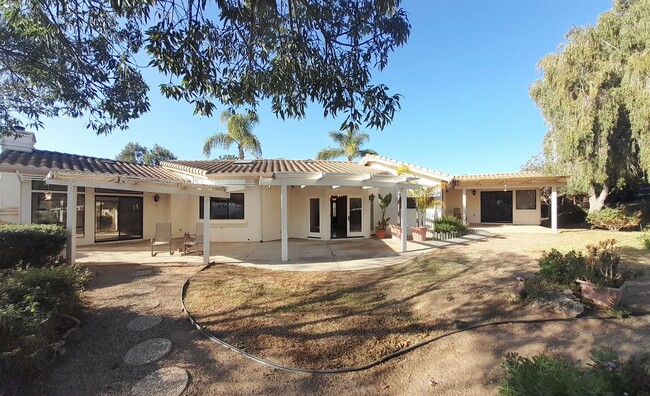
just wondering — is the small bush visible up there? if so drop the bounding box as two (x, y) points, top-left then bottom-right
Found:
(0, 224), (67, 269)
(434, 214), (467, 233)
(499, 349), (650, 395)
(586, 207), (642, 231)
(538, 249), (585, 285)
(640, 230), (650, 250)
(0, 265), (90, 393)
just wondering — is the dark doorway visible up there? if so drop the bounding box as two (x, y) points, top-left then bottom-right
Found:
(481, 191), (513, 223)
(330, 195), (347, 238)
(95, 196), (143, 242)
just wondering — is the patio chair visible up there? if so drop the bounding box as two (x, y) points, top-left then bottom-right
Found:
(151, 222), (174, 256)
(183, 223), (204, 255)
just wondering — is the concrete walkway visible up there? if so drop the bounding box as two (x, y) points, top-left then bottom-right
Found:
(76, 235), (489, 271)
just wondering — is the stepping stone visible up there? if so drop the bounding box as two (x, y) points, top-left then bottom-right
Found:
(131, 367), (189, 396)
(127, 315), (163, 332)
(131, 269), (153, 277)
(131, 300), (160, 311)
(124, 338), (172, 365)
(131, 286), (157, 295)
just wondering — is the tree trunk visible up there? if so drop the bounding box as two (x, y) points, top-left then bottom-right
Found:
(238, 144), (244, 160)
(588, 185), (609, 212)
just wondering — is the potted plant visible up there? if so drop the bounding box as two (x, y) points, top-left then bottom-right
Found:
(575, 239), (628, 308)
(390, 223), (402, 240)
(410, 186), (443, 242)
(375, 193), (392, 239)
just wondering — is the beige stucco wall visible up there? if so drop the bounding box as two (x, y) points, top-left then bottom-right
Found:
(444, 188), (541, 225)
(0, 172), (21, 223)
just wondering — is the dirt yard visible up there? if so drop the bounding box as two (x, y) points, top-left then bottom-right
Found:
(184, 230), (650, 372)
(33, 230), (650, 395)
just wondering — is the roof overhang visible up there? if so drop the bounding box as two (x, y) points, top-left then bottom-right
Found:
(259, 172), (422, 189)
(452, 175), (569, 189)
(46, 171), (230, 197)
(359, 155), (453, 182)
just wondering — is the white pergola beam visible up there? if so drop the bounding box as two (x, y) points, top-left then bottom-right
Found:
(551, 186), (558, 232)
(400, 187), (407, 253)
(203, 193), (211, 265)
(46, 176), (229, 197)
(462, 188), (467, 225)
(281, 184), (288, 261)
(65, 184), (77, 264)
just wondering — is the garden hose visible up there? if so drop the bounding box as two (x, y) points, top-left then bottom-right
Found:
(181, 264), (650, 375)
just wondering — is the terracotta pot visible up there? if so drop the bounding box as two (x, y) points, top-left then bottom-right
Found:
(390, 225), (402, 240)
(576, 279), (625, 308)
(376, 229), (386, 239)
(411, 226), (428, 242)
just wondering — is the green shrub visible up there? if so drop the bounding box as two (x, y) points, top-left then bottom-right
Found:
(586, 207), (642, 231)
(537, 249), (585, 285)
(0, 265), (90, 393)
(434, 214), (467, 233)
(499, 349), (650, 395)
(0, 224), (67, 269)
(640, 230), (650, 250)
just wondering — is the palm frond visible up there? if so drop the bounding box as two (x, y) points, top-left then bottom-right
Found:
(203, 133), (234, 157)
(316, 147), (345, 160)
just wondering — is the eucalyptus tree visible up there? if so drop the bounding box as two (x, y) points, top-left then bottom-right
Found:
(203, 111), (262, 159)
(1, 0), (410, 135)
(530, 0), (650, 212)
(316, 125), (378, 161)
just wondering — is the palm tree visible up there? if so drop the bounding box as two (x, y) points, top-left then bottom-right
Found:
(316, 125), (377, 161)
(203, 111), (262, 159)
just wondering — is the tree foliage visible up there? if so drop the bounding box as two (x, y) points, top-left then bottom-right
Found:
(1, 0), (410, 135)
(316, 125), (378, 161)
(530, 0), (650, 211)
(115, 142), (177, 165)
(0, 0), (150, 134)
(203, 111), (262, 159)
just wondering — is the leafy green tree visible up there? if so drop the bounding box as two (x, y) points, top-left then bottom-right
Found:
(530, 0), (650, 212)
(316, 126), (378, 161)
(0, 0), (149, 135)
(116, 142), (177, 165)
(203, 111), (262, 159)
(1, 0), (410, 135)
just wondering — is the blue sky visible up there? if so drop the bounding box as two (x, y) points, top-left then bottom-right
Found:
(35, 0), (611, 175)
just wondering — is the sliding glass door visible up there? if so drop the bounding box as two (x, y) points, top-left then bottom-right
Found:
(95, 196), (143, 242)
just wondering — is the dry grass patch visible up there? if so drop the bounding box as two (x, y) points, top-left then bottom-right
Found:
(184, 230), (649, 371)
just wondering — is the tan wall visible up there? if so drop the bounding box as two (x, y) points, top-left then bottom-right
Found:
(0, 172), (20, 223)
(444, 188), (541, 225)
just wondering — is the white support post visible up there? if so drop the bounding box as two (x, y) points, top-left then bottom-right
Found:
(65, 184), (77, 264)
(203, 194), (210, 265)
(281, 184), (288, 261)
(462, 188), (468, 225)
(551, 186), (558, 233)
(400, 187), (407, 253)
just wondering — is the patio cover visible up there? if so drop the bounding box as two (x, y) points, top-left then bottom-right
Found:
(45, 170), (230, 265)
(259, 172), (422, 261)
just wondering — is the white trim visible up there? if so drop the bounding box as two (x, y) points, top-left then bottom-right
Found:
(281, 184), (288, 261)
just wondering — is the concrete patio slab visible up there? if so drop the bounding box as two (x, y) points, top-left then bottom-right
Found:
(77, 235), (490, 272)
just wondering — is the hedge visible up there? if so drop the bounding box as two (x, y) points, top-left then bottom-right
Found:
(586, 207), (641, 231)
(0, 265), (90, 394)
(0, 224), (67, 269)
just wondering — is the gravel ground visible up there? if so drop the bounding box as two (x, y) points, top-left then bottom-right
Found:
(30, 232), (650, 395)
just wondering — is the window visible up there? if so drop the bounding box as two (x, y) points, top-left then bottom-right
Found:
(199, 193), (245, 220)
(31, 184), (85, 236)
(516, 190), (536, 210)
(406, 197), (416, 209)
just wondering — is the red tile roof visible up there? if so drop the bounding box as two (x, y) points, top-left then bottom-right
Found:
(161, 159), (388, 176)
(0, 149), (186, 181)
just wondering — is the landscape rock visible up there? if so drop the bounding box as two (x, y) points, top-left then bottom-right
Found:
(532, 294), (584, 317)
